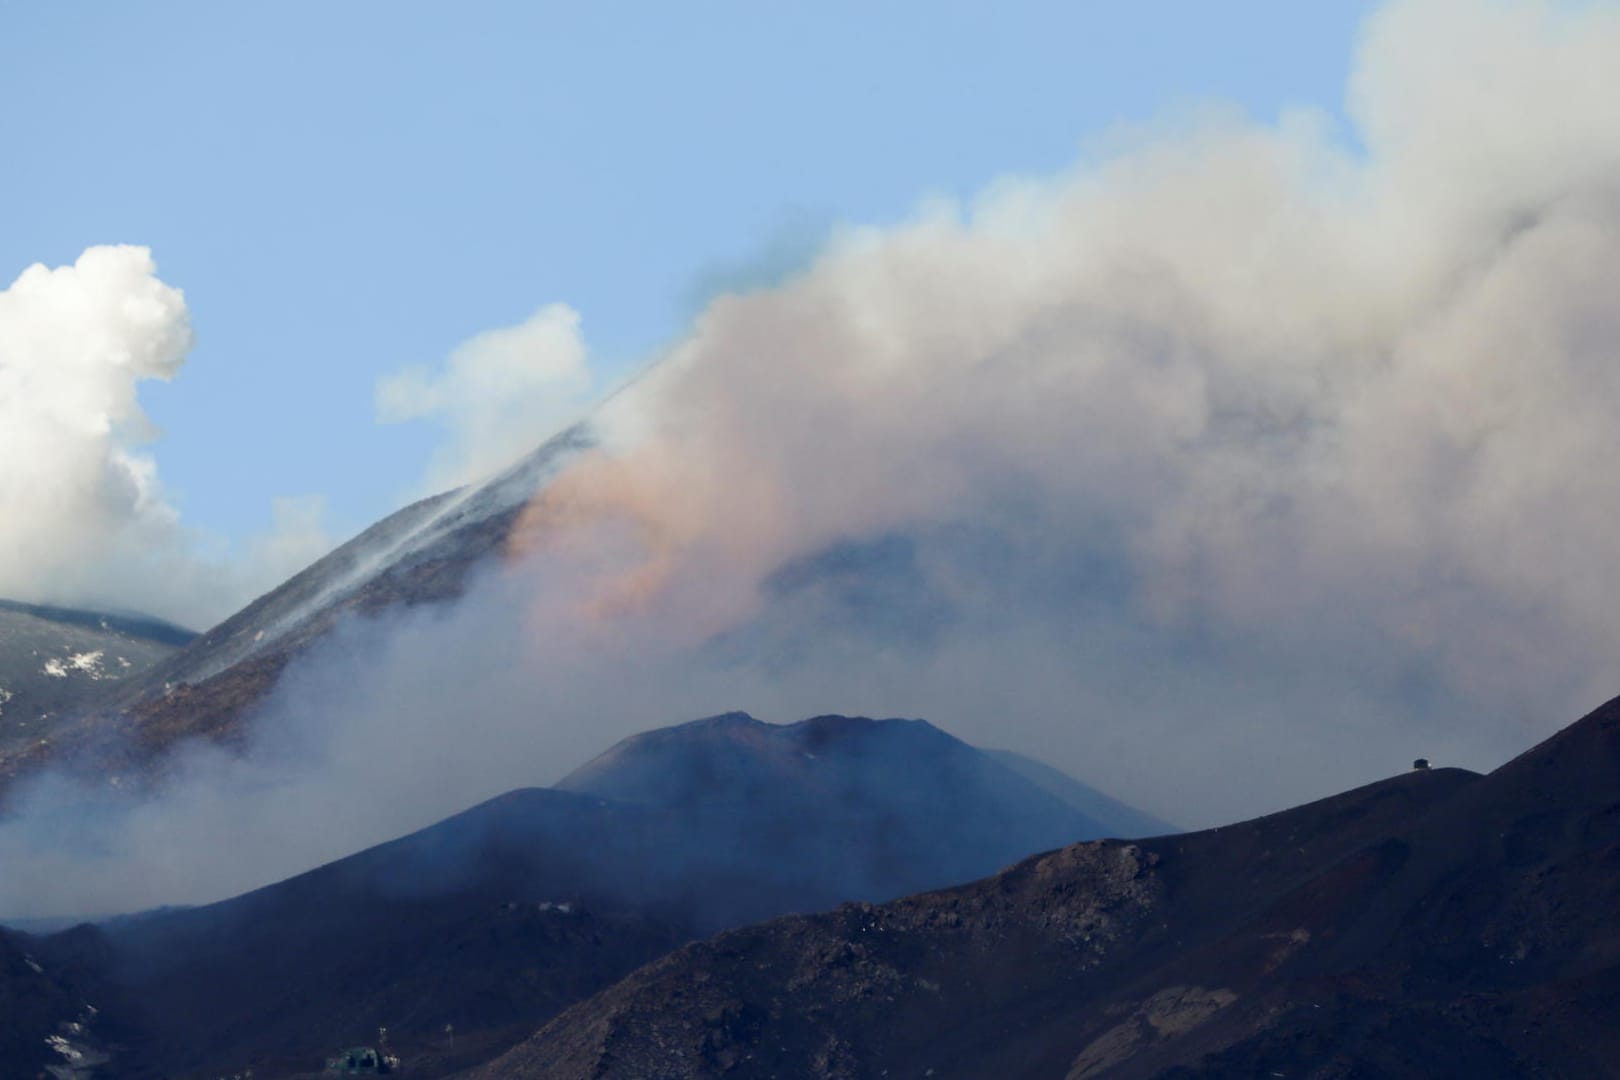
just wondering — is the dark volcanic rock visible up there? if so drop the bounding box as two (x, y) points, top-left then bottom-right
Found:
(472, 839), (1169, 1080)
(465, 697), (1620, 1078)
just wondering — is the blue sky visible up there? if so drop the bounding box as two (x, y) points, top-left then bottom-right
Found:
(1, 1), (1372, 550)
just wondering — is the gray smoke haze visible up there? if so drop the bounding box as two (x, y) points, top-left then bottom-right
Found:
(8, 0), (1620, 918)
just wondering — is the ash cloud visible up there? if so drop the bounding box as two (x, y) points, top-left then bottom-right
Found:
(504, 0), (1620, 792)
(0, 246), (333, 628)
(524, 0), (1620, 742)
(9, 0), (1620, 917)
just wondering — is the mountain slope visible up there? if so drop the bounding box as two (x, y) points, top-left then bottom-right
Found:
(0, 427), (588, 798)
(21, 710), (1118, 1080)
(0, 599), (192, 757)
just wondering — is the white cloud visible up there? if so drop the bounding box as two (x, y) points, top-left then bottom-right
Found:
(0, 246), (333, 628)
(376, 302), (594, 491)
(0, 245), (189, 608)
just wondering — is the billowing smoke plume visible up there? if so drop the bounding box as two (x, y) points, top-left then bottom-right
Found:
(8, 0), (1620, 917)
(0, 246), (332, 627)
(518, 0), (1620, 726)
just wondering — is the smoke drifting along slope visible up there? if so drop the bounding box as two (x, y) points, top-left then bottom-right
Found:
(8, 0), (1620, 919)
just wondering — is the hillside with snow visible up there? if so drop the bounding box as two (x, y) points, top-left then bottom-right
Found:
(0, 600), (192, 759)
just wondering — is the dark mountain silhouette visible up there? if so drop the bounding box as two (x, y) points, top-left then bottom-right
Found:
(0, 599), (193, 760)
(553, 711), (1137, 891)
(465, 695), (1620, 1079)
(9, 711), (1135, 1079)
